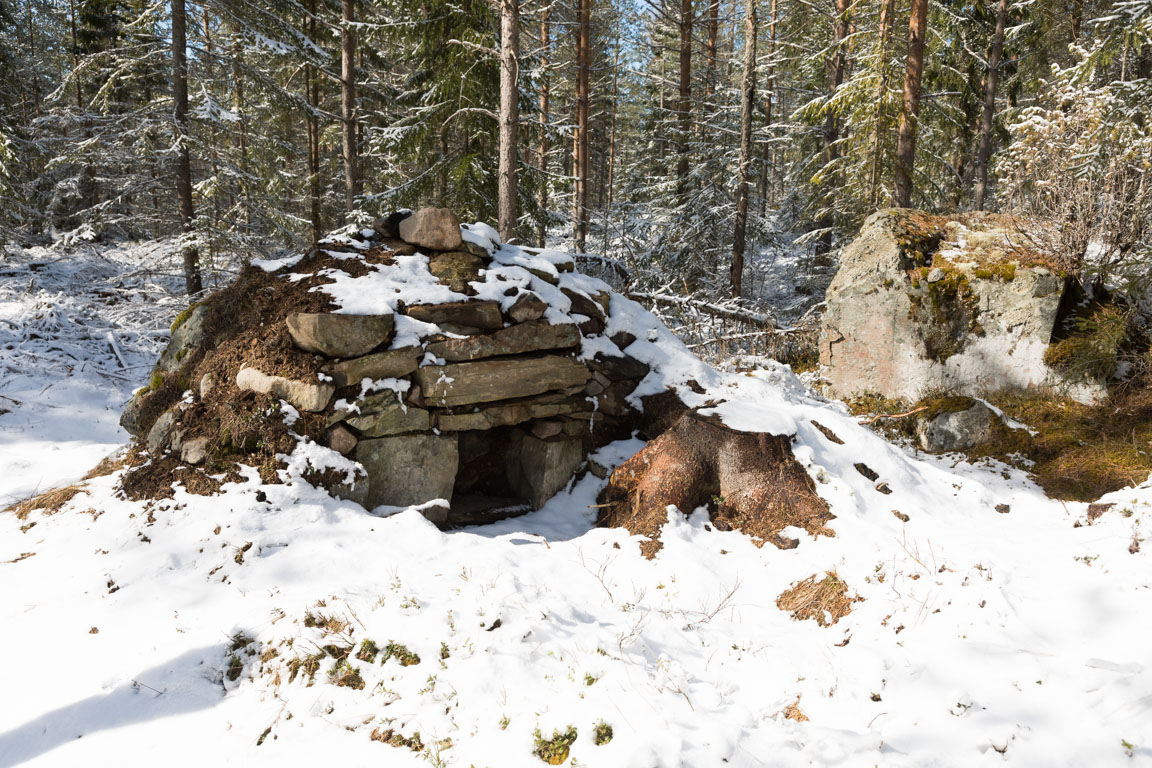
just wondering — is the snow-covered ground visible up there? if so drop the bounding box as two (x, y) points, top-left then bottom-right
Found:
(2, 240), (1151, 767)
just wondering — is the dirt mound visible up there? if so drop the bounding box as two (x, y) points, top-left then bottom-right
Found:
(595, 412), (834, 556)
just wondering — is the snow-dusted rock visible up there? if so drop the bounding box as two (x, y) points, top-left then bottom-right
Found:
(235, 366), (334, 412)
(285, 312), (394, 359)
(427, 251), (484, 294)
(324, 347), (422, 388)
(398, 207), (463, 251)
(405, 299), (503, 334)
(341, 391), (431, 437)
(507, 291), (548, 323)
(435, 392), (582, 431)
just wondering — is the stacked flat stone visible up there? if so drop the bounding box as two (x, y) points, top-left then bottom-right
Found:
(232, 208), (648, 526)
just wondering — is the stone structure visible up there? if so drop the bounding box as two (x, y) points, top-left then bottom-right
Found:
(819, 209), (1103, 404)
(122, 208), (652, 527)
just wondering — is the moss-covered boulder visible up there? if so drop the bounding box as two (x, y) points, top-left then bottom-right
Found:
(819, 209), (1103, 403)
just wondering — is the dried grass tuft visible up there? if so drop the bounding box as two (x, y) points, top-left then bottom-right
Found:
(4, 485), (89, 520)
(776, 571), (859, 627)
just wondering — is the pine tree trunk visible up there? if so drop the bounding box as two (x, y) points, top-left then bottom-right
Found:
(606, 32), (620, 213)
(341, 0), (360, 214)
(307, 0), (322, 242)
(732, 0), (757, 299)
(172, 0), (202, 295)
(825, 0), (850, 170)
(973, 0), (1007, 211)
(537, 7), (550, 248)
(758, 0), (778, 216)
(573, 0), (591, 251)
(498, 0), (520, 241)
(231, 30), (249, 226)
(676, 0), (693, 204)
(819, 0), (850, 251)
(893, 0), (928, 208)
(868, 0), (895, 208)
(706, 0), (719, 104)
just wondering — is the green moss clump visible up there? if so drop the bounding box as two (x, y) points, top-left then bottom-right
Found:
(534, 726), (578, 765)
(381, 642), (421, 666)
(227, 655), (244, 681)
(287, 652), (324, 684)
(356, 639), (379, 663)
(593, 721), (614, 746)
(170, 301), (203, 333)
(906, 262), (981, 362)
(973, 262), (1016, 282)
(330, 662), (365, 689)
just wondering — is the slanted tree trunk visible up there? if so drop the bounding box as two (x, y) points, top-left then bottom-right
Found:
(973, 0), (1008, 211)
(172, 0), (202, 295)
(341, 0), (360, 214)
(732, 0), (757, 299)
(498, 0), (520, 241)
(893, 0), (928, 208)
(758, 0), (778, 216)
(537, 6), (551, 248)
(596, 413), (834, 558)
(573, 0), (591, 251)
(676, 0), (693, 204)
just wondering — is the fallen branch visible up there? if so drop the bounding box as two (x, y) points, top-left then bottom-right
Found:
(627, 292), (775, 330)
(858, 406), (929, 425)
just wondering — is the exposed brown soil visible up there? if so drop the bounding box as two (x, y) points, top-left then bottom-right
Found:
(118, 246), (406, 497)
(776, 571), (859, 626)
(596, 412), (834, 557)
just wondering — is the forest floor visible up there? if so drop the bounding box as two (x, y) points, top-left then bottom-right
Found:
(1, 240), (1151, 767)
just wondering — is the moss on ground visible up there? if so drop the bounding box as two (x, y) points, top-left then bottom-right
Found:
(851, 388), (1152, 502)
(534, 726), (578, 765)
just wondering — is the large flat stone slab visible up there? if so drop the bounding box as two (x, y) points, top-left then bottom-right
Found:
(324, 346), (422, 388)
(435, 392), (582, 431)
(415, 355), (591, 407)
(398, 207), (463, 251)
(236, 366), (334, 412)
(286, 312), (394, 358)
(353, 433), (458, 509)
(507, 434), (584, 508)
(426, 320), (580, 362)
(406, 300), (503, 334)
